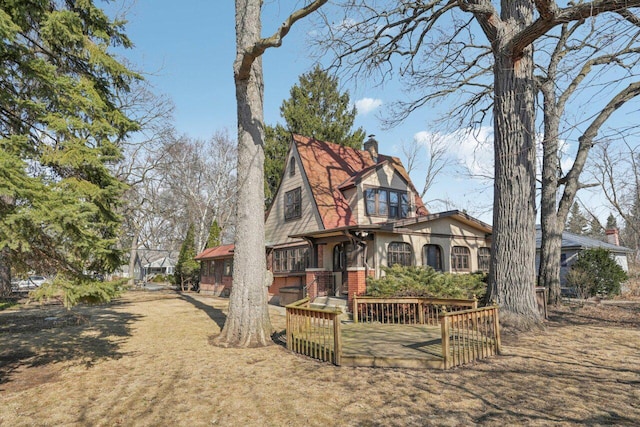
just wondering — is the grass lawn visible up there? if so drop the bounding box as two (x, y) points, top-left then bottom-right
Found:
(1, 290), (639, 426)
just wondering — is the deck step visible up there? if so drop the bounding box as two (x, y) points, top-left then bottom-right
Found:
(310, 296), (350, 320)
(312, 296), (347, 308)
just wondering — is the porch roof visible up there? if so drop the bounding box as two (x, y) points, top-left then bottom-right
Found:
(392, 210), (493, 234)
(289, 224), (385, 240)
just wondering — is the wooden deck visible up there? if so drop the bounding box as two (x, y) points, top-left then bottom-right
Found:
(340, 322), (445, 369)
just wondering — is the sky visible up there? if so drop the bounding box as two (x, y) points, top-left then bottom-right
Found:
(107, 1), (639, 225)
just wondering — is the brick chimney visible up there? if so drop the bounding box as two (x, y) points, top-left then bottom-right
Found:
(364, 134), (378, 162)
(605, 228), (620, 246)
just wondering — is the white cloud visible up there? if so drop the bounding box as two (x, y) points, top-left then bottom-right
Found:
(413, 127), (494, 180)
(454, 127), (494, 179)
(333, 18), (357, 32)
(355, 97), (383, 115)
(413, 130), (436, 145)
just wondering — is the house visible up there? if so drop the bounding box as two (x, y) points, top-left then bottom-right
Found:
(196, 134), (493, 307)
(117, 250), (177, 282)
(535, 226), (632, 286)
(195, 244), (234, 296)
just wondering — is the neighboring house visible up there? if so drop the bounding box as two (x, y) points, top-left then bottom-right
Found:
(195, 244), (234, 296)
(196, 134), (492, 307)
(117, 250), (177, 282)
(144, 255), (176, 277)
(535, 226), (632, 286)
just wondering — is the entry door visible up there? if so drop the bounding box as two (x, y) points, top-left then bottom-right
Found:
(332, 244), (347, 296)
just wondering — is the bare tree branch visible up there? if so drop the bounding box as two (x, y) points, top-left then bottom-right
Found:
(512, 0), (640, 55)
(236, 0), (328, 80)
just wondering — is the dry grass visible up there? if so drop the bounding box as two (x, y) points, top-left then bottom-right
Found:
(1, 290), (639, 426)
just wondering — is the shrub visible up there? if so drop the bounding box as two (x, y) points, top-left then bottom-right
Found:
(31, 275), (127, 309)
(565, 248), (627, 297)
(365, 265), (486, 299)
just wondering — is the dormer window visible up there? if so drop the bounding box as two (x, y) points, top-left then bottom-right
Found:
(365, 187), (409, 218)
(289, 156), (296, 177)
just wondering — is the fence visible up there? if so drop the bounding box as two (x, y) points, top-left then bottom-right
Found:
(285, 297), (342, 365)
(352, 296), (478, 325)
(440, 306), (501, 369)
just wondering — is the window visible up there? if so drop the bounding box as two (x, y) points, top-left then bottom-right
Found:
(452, 246), (471, 272)
(284, 187), (302, 220)
(364, 187), (409, 218)
(273, 246), (309, 273)
(289, 157), (296, 177)
(333, 245), (345, 271)
(560, 253), (567, 267)
(478, 247), (491, 272)
(423, 244), (442, 271)
(388, 242), (413, 266)
(223, 259), (233, 276)
(209, 261), (216, 277)
(203, 260), (212, 276)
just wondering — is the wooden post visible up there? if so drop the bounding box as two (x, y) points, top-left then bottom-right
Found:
(286, 309), (292, 351)
(440, 314), (450, 369)
(418, 299), (425, 324)
(352, 293), (359, 323)
(333, 310), (342, 366)
(493, 306), (501, 355)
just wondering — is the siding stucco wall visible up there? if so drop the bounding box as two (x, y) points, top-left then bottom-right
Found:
(265, 145), (324, 245)
(371, 217), (491, 276)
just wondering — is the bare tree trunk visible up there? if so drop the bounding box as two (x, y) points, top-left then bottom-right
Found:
(538, 79), (563, 305)
(538, 217), (563, 305)
(487, 2), (541, 323)
(215, 0), (272, 347)
(0, 246), (11, 297)
(128, 230), (140, 287)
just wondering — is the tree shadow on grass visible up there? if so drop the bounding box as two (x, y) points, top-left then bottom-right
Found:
(178, 293), (227, 329)
(0, 304), (142, 391)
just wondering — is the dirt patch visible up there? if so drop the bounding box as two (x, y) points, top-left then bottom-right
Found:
(1, 291), (639, 426)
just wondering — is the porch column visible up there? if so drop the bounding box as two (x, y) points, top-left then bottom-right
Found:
(347, 267), (367, 312)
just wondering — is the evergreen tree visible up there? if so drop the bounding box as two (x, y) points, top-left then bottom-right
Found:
(587, 216), (604, 240)
(606, 213), (618, 230)
(566, 248), (627, 297)
(174, 224), (199, 291)
(206, 220), (222, 248)
(264, 65), (366, 204)
(0, 1), (138, 298)
(565, 203), (588, 235)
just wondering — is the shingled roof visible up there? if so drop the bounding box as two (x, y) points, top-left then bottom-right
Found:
(194, 244), (234, 260)
(293, 134), (428, 230)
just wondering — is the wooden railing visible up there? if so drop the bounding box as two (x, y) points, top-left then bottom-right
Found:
(352, 296), (478, 325)
(285, 298), (342, 365)
(440, 306), (501, 369)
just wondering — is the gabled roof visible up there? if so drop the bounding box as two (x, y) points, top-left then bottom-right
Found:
(535, 226), (632, 253)
(292, 134), (428, 229)
(136, 250), (177, 265)
(145, 256), (176, 269)
(194, 244), (235, 260)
